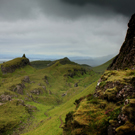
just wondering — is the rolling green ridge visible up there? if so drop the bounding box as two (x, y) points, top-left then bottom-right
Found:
(30, 57), (78, 69)
(0, 57), (101, 135)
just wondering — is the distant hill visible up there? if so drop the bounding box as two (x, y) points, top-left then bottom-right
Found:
(92, 57), (115, 73)
(72, 54), (115, 67)
(31, 57), (78, 69)
(48, 57), (78, 66)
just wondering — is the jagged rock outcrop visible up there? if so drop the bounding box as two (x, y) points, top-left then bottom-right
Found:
(108, 14), (135, 70)
(1, 55), (30, 74)
(9, 83), (25, 95)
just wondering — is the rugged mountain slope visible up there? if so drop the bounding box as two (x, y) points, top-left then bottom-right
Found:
(108, 14), (135, 70)
(63, 14), (135, 135)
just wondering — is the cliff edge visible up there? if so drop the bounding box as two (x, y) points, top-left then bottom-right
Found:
(108, 14), (135, 70)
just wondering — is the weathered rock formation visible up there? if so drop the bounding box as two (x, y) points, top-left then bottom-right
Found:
(0, 94), (12, 102)
(1, 55), (30, 74)
(9, 83), (25, 95)
(30, 88), (43, 95)
(108, 14), (135, 70)
(22, 76), (30, 83)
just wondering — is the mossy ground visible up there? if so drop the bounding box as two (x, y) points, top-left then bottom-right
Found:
(0, 100), (30, 135)
(2, 57), (29, 68)
(63, 68), (135, 135)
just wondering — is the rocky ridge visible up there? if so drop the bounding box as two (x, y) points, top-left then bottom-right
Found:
(108, 14), (135, 70)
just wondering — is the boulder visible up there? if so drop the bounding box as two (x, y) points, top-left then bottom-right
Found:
(0, 94), (12, 102)
(31, 89), (43, 95)
(62, 93), (67, 97)
(16, 84), (24, 95)
(23, 76), (30, 83)
(9, 83), (25, 95)
(74, 83), (78, 87)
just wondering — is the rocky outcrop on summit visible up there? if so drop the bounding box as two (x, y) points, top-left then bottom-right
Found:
(1, 55), (30, 74)
(108, 14), (135, 70)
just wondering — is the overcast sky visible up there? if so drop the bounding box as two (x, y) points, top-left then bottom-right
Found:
(0, 0), (134, 60)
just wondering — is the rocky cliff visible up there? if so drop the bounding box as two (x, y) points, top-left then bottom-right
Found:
(108, 14), (135, 70)
(1, 55), (30, 74)
(63, 14), (135, 135)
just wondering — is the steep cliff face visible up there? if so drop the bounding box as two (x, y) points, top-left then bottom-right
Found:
(1, 56), (30, 74)
(108, 14), (135, 70)
(63, 14), (135, 135)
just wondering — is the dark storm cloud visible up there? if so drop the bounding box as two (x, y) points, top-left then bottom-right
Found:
(0, 0), (131, 59)
(61, 0), (135, 16)
(0, 0), (38, 21)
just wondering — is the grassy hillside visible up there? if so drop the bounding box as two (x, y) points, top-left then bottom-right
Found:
(92, 57), (115, 73)
(22, 81), (98, 135)
(30, 60), (52, 69)
(0, 57), (101, 135)
(2, 57), (29, 68)
(30, 57), (78, 69)
(63, 68), (135, 135)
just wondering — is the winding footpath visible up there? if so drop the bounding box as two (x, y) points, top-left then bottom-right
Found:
(59, 115), (64, 128)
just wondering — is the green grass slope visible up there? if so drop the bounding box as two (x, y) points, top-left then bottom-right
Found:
(22, 81), (98, 135)
(92, 57), (115, 73)
(2, 57), (29, 68)
(63, 69), (135, 135)
(0, 57), (101, 135)
(30, 60), (52, 69)
(30, 57), (78, 69)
